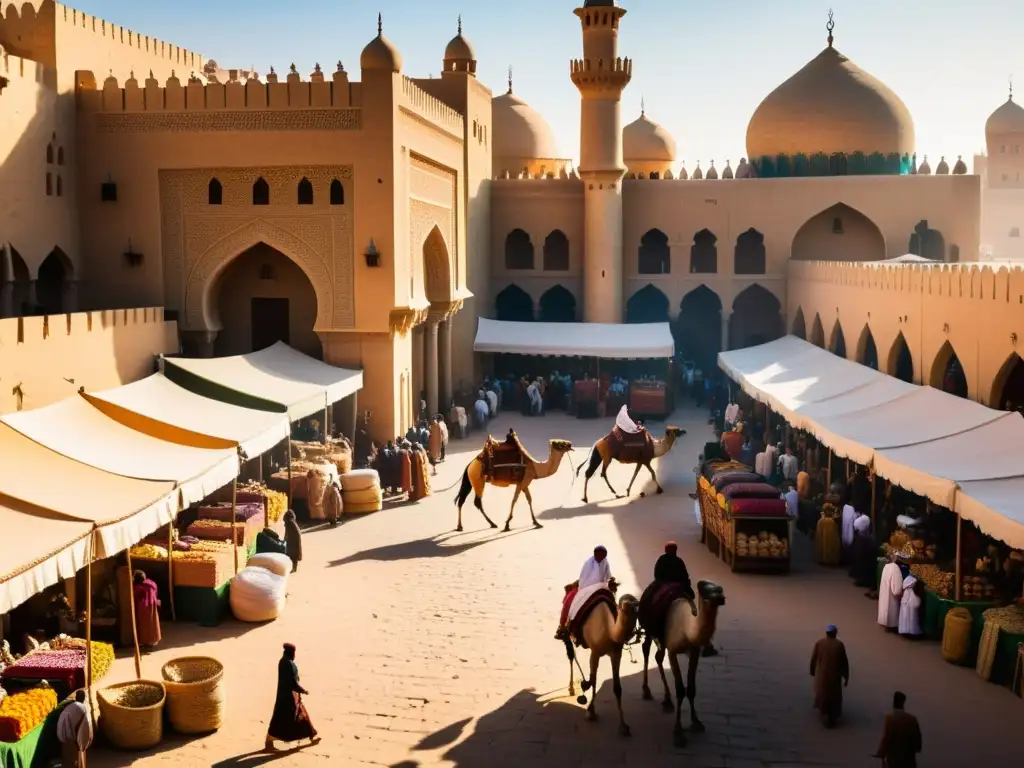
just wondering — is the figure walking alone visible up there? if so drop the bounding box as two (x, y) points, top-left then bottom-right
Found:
(265, 643), (319, 751)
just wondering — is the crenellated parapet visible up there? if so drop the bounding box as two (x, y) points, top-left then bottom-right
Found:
(569, 57), (631, 92)
(1, 46), (55, 90)
(399, 76), (464, 139)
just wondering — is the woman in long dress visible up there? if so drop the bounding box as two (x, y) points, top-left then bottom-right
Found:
(265, 643), (319, 751)
(132, 571), (161, 648)
(898, 575), (924, 638)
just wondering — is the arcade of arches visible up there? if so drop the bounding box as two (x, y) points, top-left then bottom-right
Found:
(0, 246), (77, 318)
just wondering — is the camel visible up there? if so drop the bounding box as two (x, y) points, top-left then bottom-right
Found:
(454, 434), (573, 532)
(578, 426), (686, 503)
(640, 580), (726, 747)
(563, 592), (641, 736)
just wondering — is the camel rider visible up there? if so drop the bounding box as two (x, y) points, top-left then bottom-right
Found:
(555, 546), (616, 640)
(615, 404), (640, 434)
(655, 542), (697, 616)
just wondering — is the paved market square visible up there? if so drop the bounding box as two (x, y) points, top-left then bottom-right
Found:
(91, 408), (1017, 767)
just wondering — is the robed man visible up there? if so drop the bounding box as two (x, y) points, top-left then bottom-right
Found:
(810, 624), (849, 727)
(874, 691), (922, 767)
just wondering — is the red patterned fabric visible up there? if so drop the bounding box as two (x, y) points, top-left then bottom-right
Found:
(722, 482), (780, 501)
(729, 497), (788, 516)
(639, 581), (691, 644)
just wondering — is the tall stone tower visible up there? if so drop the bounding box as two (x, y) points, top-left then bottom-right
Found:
(571, 0), (632, 323)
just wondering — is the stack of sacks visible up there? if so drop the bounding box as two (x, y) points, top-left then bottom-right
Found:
(229, 565), (287, 622)
(246, 552), (292, 578)
(306, 468), (327, 521)
(339, 469), (382, 514)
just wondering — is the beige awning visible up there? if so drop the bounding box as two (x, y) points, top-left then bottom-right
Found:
(0, 497), (94, 614)
(2, 396), (237, 508)
(162, 342), (363, 421)
(83, 373), (290, 460)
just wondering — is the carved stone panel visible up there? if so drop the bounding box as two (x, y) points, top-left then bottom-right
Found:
(159, 166), (354, 331)
(98, 109), (361, 134)
(407, 155), (457, 305)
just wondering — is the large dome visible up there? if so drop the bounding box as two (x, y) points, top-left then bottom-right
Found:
(746, 45), (914, 159)
(624, 111), (676, 163)
(986, 97), (1024, 136)
(492, 87), (560, 167)
(360, 14), (402, 73)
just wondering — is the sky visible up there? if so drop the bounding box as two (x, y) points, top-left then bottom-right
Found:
(77, 0), (1023, 168)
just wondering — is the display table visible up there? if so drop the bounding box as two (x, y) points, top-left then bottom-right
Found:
(174, 581), (232, 627)
(0, 702), (66, 768)
(629, 381), (669, 419)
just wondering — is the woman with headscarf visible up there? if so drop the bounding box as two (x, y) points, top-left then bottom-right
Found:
(132, 570), (161, 648)
(265, 643), (319, 751)
(283, 510), (302, 573)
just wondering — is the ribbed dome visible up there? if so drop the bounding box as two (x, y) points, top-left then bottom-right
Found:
(444, 17), (475, 63)
(492, 88), (560, 164)
(361, 15), (402, 72)
(623, 111), (677, 162)
(746, 45), (914, 159)
(986, 97), (1024, 135)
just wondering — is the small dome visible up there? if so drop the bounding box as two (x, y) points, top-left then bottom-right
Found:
(953, 156), (968, 175)
(623, 110), (677, 163)
(918, 155), (932, 175)
(705, 161), (719, 180)
(492, 79), (560, 166)
(986, 96), (1024, 135)
(935, 156), (949, 175)
(444, 16), (475, 63)
(722, 160), (734, 179)
(746, 33), (914, 159)
(692, 162), (704, 180)
(678, 163), (689, 180)
(361, 14), (402, 73)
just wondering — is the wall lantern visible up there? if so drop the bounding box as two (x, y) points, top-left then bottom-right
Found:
(364, 238), (381, 268)
(124, 238), (143, 267)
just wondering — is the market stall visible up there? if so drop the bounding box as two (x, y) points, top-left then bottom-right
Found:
(474, 319), (676, 419)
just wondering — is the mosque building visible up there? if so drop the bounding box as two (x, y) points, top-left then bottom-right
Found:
(1, 0), (1022, 437)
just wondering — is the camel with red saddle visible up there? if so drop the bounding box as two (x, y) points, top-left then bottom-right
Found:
(639, 580), (726, 747)
(561, 581), (640, 736)
(454, 429), (573, 532)
(578, 424), (686, 503)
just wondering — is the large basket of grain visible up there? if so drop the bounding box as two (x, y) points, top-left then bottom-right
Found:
(161, 656), (226, 734)
(941, 607), (973, 665)
(97, 680), (166, 749)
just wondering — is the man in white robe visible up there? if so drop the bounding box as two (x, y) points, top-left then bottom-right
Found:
(841, 503), (858, 549)
(878, 559), (904, 630)
(556, 546), (614, 638)
(615, 405), (640, 434)
(898, 575), (923, 637)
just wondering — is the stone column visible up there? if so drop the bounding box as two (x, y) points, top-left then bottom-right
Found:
(721, 313), (731, 353)
(439, 318), (452, 410)
(425, 319), (439, 418)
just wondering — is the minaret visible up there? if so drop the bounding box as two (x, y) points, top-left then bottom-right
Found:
(570, 1), (632, 323)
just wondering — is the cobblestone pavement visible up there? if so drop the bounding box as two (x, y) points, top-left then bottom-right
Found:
(91, 408), (1017, 767)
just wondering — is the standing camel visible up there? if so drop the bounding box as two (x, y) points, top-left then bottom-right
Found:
(454, 433), (573, 532)
(563, 592), (640, 736)
(578, 426), (686, 503)
(639, 580), (726, 747)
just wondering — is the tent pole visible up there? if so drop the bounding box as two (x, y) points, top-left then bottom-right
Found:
(323, 405), (329, 447)
(826, 448), (832, 488)
(869, 468), (877, 532)
(258, 454), (263, 483)
(231, 478), (239, 574)
(350, 393), (359, 445)
(287, 434), (293, 511)
(124, 547), (142, 680)
(955, 513), (963, 602)
(85, 529), (95, 730)
(167, 524), (176, 621)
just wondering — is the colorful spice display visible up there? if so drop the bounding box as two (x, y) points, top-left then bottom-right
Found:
(0, 687), (58, 742)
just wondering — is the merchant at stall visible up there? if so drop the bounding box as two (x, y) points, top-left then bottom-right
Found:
(877, 556), (904, 632)
(57, 689), (92, 768)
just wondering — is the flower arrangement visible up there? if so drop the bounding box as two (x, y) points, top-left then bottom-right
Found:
(0, 687), (58, 742)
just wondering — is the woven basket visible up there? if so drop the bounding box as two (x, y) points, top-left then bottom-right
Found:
(97, 680), (165, 750)
(161, 656), (226, 734)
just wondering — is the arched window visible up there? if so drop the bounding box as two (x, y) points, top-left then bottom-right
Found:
(734, 229), (766, 274)
(46, 144), (53, 164)
(56, 176), (62, 197)
(543, 230), (569, 271)
(252, 177), (270, 205)
(45, 172), (52, 196)
(208, 178), (223, 205)
(57, 147), (65, 166)
(329, 179), (344, 205)
(538, 285), (577, 322)
(495, 284), (534, 321)
(690, 229), (717, 274)
(638, 229), (670, 274)
(504, 229), (534, 270)
(297, 177), (313, 205)
(626, 284), (670, 324)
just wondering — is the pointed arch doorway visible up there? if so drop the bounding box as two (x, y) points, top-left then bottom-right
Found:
(675, 285), (722, 375)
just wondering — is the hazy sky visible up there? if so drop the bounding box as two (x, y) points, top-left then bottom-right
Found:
(80, 0), (1020, 168)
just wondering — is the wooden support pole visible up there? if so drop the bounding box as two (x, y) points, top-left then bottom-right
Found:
(955, 513), (963, 602)
(869, 468), (878, 532)
(167, 524), (176, 621)
(323, 406), (329, 446)
(826, 447), (833, 488)
(231, 478), (239, 574)
(85, 530), (95, 729)
(287, 434), (293, 510)
(124, 547), (142, 680)
(258, 454), (263, 483)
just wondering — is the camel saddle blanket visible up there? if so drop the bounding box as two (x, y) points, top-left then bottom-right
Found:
(639, 581), (691, 646)
(480, 433), (527, 484)
(570, 589), (618, 649)
(607, 427), (655, 464)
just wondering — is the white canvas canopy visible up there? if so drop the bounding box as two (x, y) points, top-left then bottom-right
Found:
(0, 497), (94, 614)
(0, 421), (179, 609)
(2, 396), (238, 508)
(720, 335), (1024, 550)
(163, 342), (363, 421)
(83, 373), (290, 460)
(474, 318), (675, 358)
